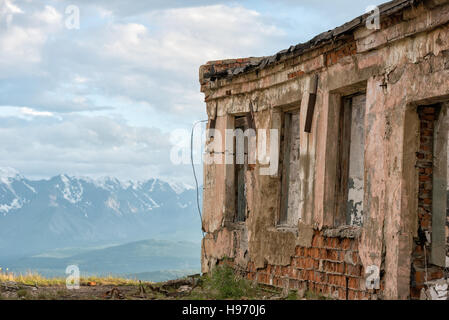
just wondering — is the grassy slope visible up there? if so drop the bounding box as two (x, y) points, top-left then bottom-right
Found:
(0, 265), (330, 300)
(2, 239), (201, 281)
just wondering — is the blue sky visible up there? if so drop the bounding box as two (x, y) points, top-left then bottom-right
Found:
(0, 0), (386, 183)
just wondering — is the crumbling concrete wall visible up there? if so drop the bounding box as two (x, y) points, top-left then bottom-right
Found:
(200, 0), (449, 300)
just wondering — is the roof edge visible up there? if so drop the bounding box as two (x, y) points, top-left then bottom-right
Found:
(199, 0), (421, 84)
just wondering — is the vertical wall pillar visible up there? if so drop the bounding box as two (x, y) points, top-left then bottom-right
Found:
(431, 106), (448, 267)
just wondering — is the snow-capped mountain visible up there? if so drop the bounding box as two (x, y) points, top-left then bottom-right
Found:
(0, 168), (201, 257)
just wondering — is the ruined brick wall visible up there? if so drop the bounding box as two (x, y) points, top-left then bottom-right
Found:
(411, 106), (446, 299)
(199, 0), (449, 300)
(244, 230), (383, 300)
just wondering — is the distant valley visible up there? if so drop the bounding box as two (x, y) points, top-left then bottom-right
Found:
(1, 239), (200, 282)
(0, 168), (202, 281)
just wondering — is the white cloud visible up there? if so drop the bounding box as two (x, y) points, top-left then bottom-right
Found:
(0, 0), (386, 182)
(57, 4), (288, 122)
(20, 107), (54, 118)
(0, 2), (289, 181)
(73, 75), (89, 84)
(0, 2), (287, 117)
(0, 105), (58, 120)
(33, 5), (62, 26)
(0, 113), (189, 181)
(101, 5), (284, 72)
(0, 0), (23, 27)
(0, 1), (62, 73)
(69, 0), (225, 17)
(0, 25), (44, 63)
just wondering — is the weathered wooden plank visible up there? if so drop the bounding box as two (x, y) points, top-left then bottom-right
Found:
(305, 74), (319, 133)
(280, 112), (292, 225)
(334, 96), (353, 227)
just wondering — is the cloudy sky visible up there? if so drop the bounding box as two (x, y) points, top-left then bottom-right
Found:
(0, 0), (385, 183)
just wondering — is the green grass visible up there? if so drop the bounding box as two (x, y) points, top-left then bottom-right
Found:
(0, 272), (64, 286)
(0, 271), (142, 287)
(203, 264), (257, 300)
(304, 290), (331, 300)
(286, 290), (299, 300)
(16, 289), (31, 299)
(37, 292), (52, 300)
(81, 275), (141, 286)
(1, 267), (319, 301)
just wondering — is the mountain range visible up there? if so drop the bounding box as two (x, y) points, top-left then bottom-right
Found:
(0, 167), (202, 259)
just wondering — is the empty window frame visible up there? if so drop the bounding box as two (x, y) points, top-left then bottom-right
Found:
(234, 116), (248, 222)
(279, 109), (301, 226)
(419, 103), (448, 267)
(335, 93), (366, 227)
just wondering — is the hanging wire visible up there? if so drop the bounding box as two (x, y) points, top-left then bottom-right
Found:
(190, 120), (209, 263)
(191, 120), (208, 229)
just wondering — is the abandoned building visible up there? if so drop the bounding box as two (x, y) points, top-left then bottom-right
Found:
(199, 0), (449, 300)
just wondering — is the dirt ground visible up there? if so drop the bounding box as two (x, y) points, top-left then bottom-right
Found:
(0, 276), (295, 300)
(0, 277), (196, 300)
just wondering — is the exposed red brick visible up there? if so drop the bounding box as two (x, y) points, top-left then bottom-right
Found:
(289, 267), (298, 278)
(273, 276), (281, 287)
(410, 105), (446, 299)
(341, 238), (351, 250)
(287, 70), (305, 79)
(328, 274), (345, 287)
(348, 277), (360, 290)
(430, 270), (444, 279)
(288, 279), (299, 290)
(338, 287), (347, 300)
(351, 252), (359, 265)
(345, 264), (362, 277)
(313, 259), (320, 270)
(327, 249), (342, 261)
(297, 269), (306, 281)
(295, 257), (305, 269)
(309, 247), (319, 258)
(306, 270), (315, 282)
(281, 266), (290, 277)
(312, 234), (324, 247)
(305, 257), (315, 269)
(325, 41), (357, 67)
(274, 266), (282, 276)
(348, 290), (357, 300)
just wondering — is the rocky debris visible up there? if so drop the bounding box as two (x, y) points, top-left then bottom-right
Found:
(104, 287), (124, 300)
(1, 281), (20, 292)
(161, 276), (199, 290)
(145, 275), (201, 298)
(420, 279), (449, 300)
(177, 285), (192, 293)
(323, 225), (362, 239)
(138, 280), (146, 298)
